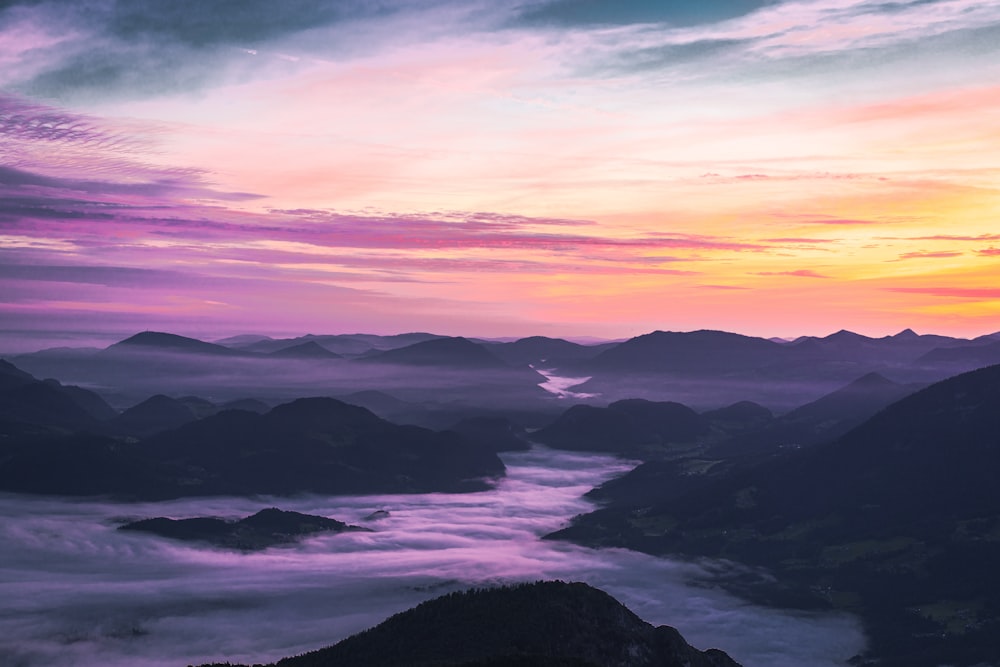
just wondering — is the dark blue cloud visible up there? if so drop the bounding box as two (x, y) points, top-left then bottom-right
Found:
(514, 0), (775, 29)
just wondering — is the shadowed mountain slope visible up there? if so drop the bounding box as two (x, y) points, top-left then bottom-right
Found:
(0, 395), (506, 499)
(532, 398), (709, 457)
(704, 372), (918, 458)
(109, 394), (198, 438)
(268, 341), (343, 359)
(364, 336), (511, 369)
(0, 359), (114, 432)
(550, 363), (1000, 667)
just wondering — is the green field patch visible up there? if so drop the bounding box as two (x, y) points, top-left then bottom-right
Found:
(680, 459), (723, 475)
(764, 515), (842, 541)
(910, 599), (985, 636)
(819, 537), (917, 567)
(627, 513), (678, 537)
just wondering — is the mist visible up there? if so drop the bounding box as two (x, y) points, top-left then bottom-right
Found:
(0, 448), (864, 667)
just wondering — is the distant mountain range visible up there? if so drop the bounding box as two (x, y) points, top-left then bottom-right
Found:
(0, 360), (507, 499)
(195, 581), (741, 667)
(12, 327), (1000, 417)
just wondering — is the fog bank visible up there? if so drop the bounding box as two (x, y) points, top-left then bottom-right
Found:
(0, 448), (864, 667)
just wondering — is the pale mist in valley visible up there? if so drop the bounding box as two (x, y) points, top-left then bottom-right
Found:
(0, 447), (864, 667)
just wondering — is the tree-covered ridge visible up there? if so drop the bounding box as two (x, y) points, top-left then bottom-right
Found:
(550, 363), (1000, 666)
(195, 581), (741, 667)
(119, 508), (369, 551)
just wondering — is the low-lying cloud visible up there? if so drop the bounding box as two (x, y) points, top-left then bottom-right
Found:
(0, 448), (865, 667)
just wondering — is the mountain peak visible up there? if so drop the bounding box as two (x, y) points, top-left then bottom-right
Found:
(365, 336), (508, 368)
(254, 581), (740, 667)
(892, 328), (919, 339)
(825, 329), (865, 340)
(269, 341), (342, 359)
(847, 371), (897, 389)
(107, 331), (236, 356)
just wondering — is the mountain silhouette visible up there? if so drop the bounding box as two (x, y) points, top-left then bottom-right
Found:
(551, 363), (1000, 666)
(269, 341), (343, 359)
(586, 330), (783, 374)
(194, 581), (740, 667)
(110, 394), (198, 438)
(703, 371), (918, 458)
(0, 394), (506, 499)
(104, 331), (240, 356)
(448, 415), (530, 452)
(533, 398), (709, 457)
(0, 359), (114, 432)
(364, 336), (510, 368)
(488, 336), (612, 368)
(119, 507), (367, 551)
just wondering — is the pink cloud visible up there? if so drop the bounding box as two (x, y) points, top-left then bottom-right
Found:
(886, 287), (1000, 299)
(696, 284), (751, 290)
(909, 234), (1000, 242)
(978, 247), (1000, 256)
(762, 237), (839, 244)
(896, 251), (963, 260)
(754, 269), (830, 279)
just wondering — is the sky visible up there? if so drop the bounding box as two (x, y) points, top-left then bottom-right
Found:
(2, 0), (1000, 344)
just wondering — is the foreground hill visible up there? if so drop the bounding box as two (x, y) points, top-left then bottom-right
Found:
(550, 363), (1000, 666)
(196, 581), (740, 667)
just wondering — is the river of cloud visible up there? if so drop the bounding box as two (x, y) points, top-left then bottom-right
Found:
(0, 447), (864, 667)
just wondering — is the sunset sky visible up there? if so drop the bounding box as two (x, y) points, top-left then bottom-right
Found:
(2, 0), (1000, 346)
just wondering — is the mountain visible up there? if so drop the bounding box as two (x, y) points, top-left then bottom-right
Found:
(0, 358), (35, 389)
(701, 401), (774, 433)
(119, 508), (367, 551)
(235, 332), (446, 356)
(585, 330), (783, 374)
(0, 396), (506, 499)
(0, 359), (114, 432)
(109, 394), (198, 438)
(550, 363), (1000, 666)
(139, 396), (506, 497)
(268, 341), (343, 359)
(918, 339), (1000, 369)
(787, 329), (968, 365)
(364, 336), (510, 369)
(448, 415), (530, 452)
(213, 334), (274, 346)
(219, 397), (270, 413)
(487, 336), (613, 368)
(194, 581), (741, 667)
(532, 398), (709, 457)
(704, 372), (918, 458)
(103, 331), (240, 356)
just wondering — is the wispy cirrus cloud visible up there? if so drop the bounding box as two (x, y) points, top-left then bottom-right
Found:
(896, 250), (963, 260)
(886, 286), (1000, 299)
(754, 269), (830, 279)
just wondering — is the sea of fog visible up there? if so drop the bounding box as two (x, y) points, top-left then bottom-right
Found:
(0, 447), (865, 667)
